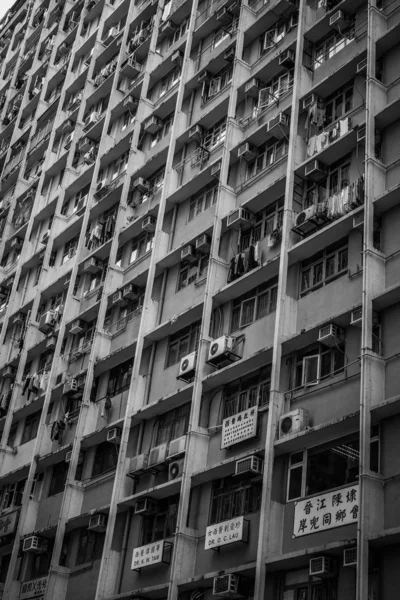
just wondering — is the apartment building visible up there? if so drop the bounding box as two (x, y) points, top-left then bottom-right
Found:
(0, 0), (399, 598)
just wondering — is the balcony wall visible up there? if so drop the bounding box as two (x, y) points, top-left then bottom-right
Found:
(35, 491), (64, 530)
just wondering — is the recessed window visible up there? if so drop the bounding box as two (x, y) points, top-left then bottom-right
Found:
(295, 344), (345, 388)
(230, 280), (278, 332)
(222, 366), (271, 419)
(21, 412), (40, 444)
(210, 477), (261, 524)
(76, 528), (105, 565)
(142, 495), (179, 544)
(166, 322), (201, 367)
(300, 242), (348, 296)
(92, 441), (119, 477)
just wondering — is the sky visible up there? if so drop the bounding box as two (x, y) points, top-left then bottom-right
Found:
(0, 0), (16, 21)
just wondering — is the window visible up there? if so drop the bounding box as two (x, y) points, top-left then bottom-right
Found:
(167, 17), (189, 47)
(285, 579), (336, 600)
(222, 366), (271, 419)
(121, 109), (135, 131)
(7, 423), (17, 447)
(295, 344), (345, 388)
(247, 138), (288, 179)
(29, 540), (54, 580)
(261, 13), (297, 54)
(325, 85), (353, 126)
(155, 404), (190, 445)
(150, 113), (173, 148)
(239, 199), (284, 251)
(230, 280), (278, 332)
(314, 27), (355, 69)
(210, 477), (261, 524)
(159, 67), (181, 99)
(300, 241), (348, 295)
(62, 236), (79, 264)
(287, 430), (380, 501)
(177, 255), (209, 290)
(0, 554), (11, 584)
(188, 184), (218, 221)
(48, 462), (69, 496)
(166, 322), (201, 367)
(0, 479), (25, 511)
(92, 441), (119, 477)
(212, 18), (238, 48)
(142, 496), (179, 544)
(201, 69), (233, 104)
(115, 247), (123, 268)
(76, 528), (105, 565)
(302, 159), (352, 209)
(202, 119), (227, 151)
(21, 412), (40, 444)
(107, 358), (133, 396)
(255, 70), (294, 118)
(111, 150), (129, 180)
(129, 232), (154, 264)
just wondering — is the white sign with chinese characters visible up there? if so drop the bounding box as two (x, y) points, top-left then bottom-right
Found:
(0, 509), (18, 537)
(221, 407), (258, 449)
(20, 577), (48, 600)
(131, 540), (166, 570)
(293, 485), (359, 537)
(205, 516), (249, 550)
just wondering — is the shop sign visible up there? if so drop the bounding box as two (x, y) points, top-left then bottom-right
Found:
(221, 408), (258, 449)
(293, 485), (359, 538)
(131, 540), (167, 570)
(205, 516), (249, 550)
(20, 576), (47, 599)
(0, 509), (18, 537)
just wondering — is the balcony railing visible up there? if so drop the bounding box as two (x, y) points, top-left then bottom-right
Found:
(104, 307), (143, 336)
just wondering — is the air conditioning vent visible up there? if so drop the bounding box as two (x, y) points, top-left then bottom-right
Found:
(23, 536), (47, 553)
(303, 94), (321, 110)
(107, 427), (122, 444)
(304, 159), (327, 181)
(357, 126), (366, 142)
(238, 142), (258, 162)
(266, 112), (289, 138)
(78, 136), (94, 153)
(127, 453), (148, 477)
(279, 409), (309, 438)
(188, 124), (204, 140)
(226, 207), (254, 230)
(213, 574), (242, 597)
(168, 435), (186, 458)
(329, 9), (350, 29)
(70, 319), (86, 335)
(279, 49), (295, 68)
(180, 244), (197, 263)
(112, 291), (126, 306)
(177, 351), (196, 382)
(83, 257), (103, 274)
(143, 116), (162, 134)
(195, 234), (211, 253)
(148, 442), (168, 467)
(168, 458), (184, 480)
(123, 284), (140, 299)
(343, 547), (357, 567)
(123, 95), (139, 111)
(142, 215), (156, 232)
(216, 7), (232, 24)
(350, 307), (362, 326)
(63, 378), (78, 395)
(132, 177), (150, 193)
(88, 514), (107, 532)
(318, 323), (344, 347)
(293, 205), (318, 233)
(197, 70), (210, 84)
(235, 455), (263, 477)
(160, 19), (177, 36)
(134, 497), (158, 515)
(244, 78), (260, 97)
(207, 335), (237, 367)
(309, 556), (334, 577)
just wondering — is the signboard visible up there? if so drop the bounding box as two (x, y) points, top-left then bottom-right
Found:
(293, 485), (359, 538)
(205, 516), (249, 550)
(221, 407), (258, 449)
(131, 540), (170, 570)
(20, 577), (47, 600)
(0, 509), (18, 537)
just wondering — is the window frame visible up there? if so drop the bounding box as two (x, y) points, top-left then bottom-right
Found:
(300, 243), (348, 296)
(91, 441), (119, 478)
(21, 411), (41, 444)
(209, 476), (262, 525)
(166, 322), (201, 368)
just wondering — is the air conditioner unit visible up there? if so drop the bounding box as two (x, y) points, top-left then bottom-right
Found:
(244, 78), (260, 97)
(309, 556), (334, 577)
(195, 234), (211, 253)
(144, 116), (162, 134)
(356, 58), (367, 73)
(3, 365), (16, 379)
(181, 244), (197, 263)
(213, 574), (241, 597)
(350, 306), (362, 326)
(238, 142), (258, 162)
(329, 9), (350, 29)
(70, 319), (86, 335)
(107, 427), (122, 444)
(160, 20), (177, 36)
(23, 536), (47, 553)
(128, 453), (148, 476)
(142, 215), (156, 232)
(63, 378), (78, 395)
(266, 112), (289, 138)
(123, 95), (139, 111)
(113, 291), (126, 305)
(46, 334), (57, 349)
(38, 310), (56, 333)
(168, 435), (186, 458)
(78, 136), (94, 153)
(123, 283), (140, 299)
(304, 159), (327, 181)
(216, 7), (232, 24)
(83, 257), (103, 274)
(188, 124), (204, 140)
(224, 47), (235, 62)
(148, 442), (168, 467)
(177, 351), (197, 382)
(318, 323), (344, 346)
(10, 237), (22, 249)
(207, 335), (236, 367)
(168, 458), (184, 480)
(134, 498), (158, 515)
(343, 547), (357, 567)
(227, 207), (254, 230)
(95, 178), (112, 198)
(293, 205), (318, 233)
(303, 94), (320, 110)
(279, 49), (295, 68)
(211, 161), (222, 178)
(132, 177), (150, 193)
(88, 514), (107, 532)
(104, 26), (119, 45)
(279, 408), (309, 438)
(235, 455), (263, 477)
(171, 50), (183, 66)
(65, 450), (84, 464)
(357, 126), (366, 142)
(13, 312), (25, 324)
(85, 111), (99, 127)
(197, 70), (210, 84)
